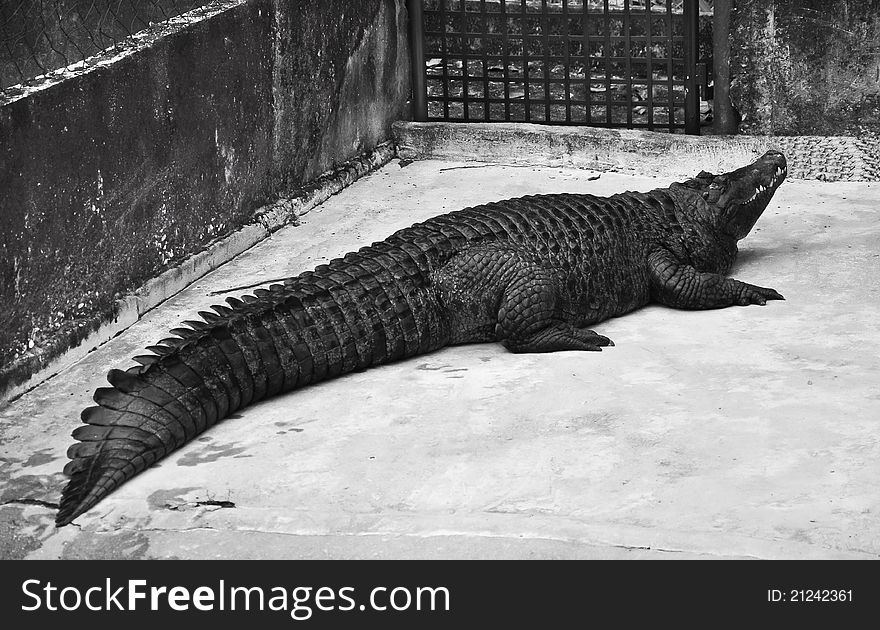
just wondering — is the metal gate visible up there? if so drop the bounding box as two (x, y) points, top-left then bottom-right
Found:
(408, 0), (701, 133)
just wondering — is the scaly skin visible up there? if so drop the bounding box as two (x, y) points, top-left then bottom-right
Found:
(56, 150), (788, 526)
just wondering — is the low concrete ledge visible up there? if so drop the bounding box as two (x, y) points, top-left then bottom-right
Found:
(0, 143), (395, 407)
(393, 121), (880, 182)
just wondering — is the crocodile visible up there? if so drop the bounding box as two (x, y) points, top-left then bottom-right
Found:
(56, 150), (788, 526)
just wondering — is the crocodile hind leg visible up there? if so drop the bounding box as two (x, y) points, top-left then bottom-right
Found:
(502, 321), (613, 353)
(495, 264), (613, 353)
(433, 244), (613, 354)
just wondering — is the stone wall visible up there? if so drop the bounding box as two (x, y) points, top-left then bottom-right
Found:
(730, 0), (880, 135)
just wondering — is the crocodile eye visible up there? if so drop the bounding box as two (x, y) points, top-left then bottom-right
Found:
(702, 191), (709, 199)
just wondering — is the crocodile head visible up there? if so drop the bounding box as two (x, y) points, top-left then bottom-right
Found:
(679, 150), (787, 240)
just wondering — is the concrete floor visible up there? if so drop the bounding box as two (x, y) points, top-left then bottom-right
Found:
(2, 159), (879, 559)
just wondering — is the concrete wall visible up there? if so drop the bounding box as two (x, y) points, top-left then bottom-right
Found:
(0, 0), (411, 397)
(730, 0), (880, 135)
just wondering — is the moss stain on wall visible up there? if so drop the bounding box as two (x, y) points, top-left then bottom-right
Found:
(731, 0), (880, 135)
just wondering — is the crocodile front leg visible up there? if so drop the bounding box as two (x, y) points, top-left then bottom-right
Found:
(648, 249), (784, 309)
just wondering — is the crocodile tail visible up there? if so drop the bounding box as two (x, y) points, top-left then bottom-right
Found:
(56, 255), (442, 527)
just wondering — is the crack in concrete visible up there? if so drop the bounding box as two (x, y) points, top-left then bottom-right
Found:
(196, 500), (236, 508)
(164, 500), (236, 511)
(2, 498), (59, 509)
(79, 523), (746, 557)
(604, 543), (685, 554)
(437, 163), (601, 180)
(111, 525), (219, 534)
(65, 515), (878, 559)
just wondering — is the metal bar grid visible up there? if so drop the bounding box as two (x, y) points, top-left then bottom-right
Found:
(682, 0), (699, 133)
(666, 0), (675, 128)
(418, 0), (699, 133)
(408, 0), (428, 120)
(481, 0), (490, 121)
(582, 2), (590, 125)
(460, 1), (470, 120)
(521, 0), (529, 122)
(645, 0), (654, 130)
(603, 0), (612, 125)
(561, 0), (571, 123)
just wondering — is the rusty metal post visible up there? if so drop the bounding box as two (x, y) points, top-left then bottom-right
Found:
(713, 0), (737, 134)
(682, 0), (700, 134)
(407, 0), (428, 121)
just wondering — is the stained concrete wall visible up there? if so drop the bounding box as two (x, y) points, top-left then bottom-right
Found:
(0, 0), (410, 397)
(730, 0), (880, 135)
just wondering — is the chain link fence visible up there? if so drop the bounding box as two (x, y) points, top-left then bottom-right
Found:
(1, 0), (212, 91)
